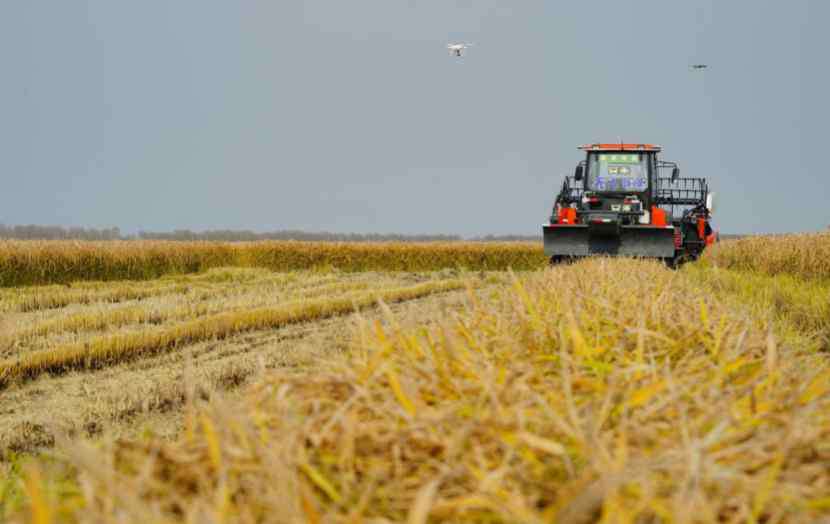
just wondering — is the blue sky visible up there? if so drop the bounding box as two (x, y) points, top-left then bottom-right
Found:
(1, 1), (827, 235)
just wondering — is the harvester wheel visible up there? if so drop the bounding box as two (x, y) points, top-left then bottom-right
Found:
(664, 253), (694, 269)
(549, 255), (577, 266)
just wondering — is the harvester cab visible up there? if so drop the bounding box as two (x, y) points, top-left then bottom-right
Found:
(544, 143), (716, 266)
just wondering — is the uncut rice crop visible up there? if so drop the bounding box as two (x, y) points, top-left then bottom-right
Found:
(15, 259), (829, 523)
(0, 241), (545, 287)
(0, 241), (238, 287)
(704, 232), (830, 280)
(683, 263), (830, 347)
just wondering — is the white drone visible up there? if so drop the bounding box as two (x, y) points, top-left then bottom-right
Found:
(447, 42), (473, 57)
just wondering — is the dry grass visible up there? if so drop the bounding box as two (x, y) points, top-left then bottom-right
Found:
(704, 232), (830, 281)
(6, 258), (828, 523)
(0, 240), (544, 286)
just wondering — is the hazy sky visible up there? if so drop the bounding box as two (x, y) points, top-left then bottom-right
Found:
(1, 1), (827, 235)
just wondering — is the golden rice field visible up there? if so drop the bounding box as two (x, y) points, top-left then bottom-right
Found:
(0, 240), (544, 286)
(1, 235), (829, 523)
(703, 232), (830, 281)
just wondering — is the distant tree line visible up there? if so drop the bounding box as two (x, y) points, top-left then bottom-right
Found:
(134, 231), (543, 243)
(0, 224), (462, 242)
(469, 234), (541, 242)
(134, 229), (464, 242)
(718, 234), (748, 240)
(0, 224), (122, 240)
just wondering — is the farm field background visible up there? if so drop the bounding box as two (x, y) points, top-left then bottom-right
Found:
(0, 240), (545, 286)
(0, 235), (829, 523)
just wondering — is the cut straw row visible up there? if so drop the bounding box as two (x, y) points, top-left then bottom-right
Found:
(0, 279), (467, 389)
(3, 277), (378, 348)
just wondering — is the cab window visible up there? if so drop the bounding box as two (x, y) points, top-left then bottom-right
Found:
(587, 153), (648, 192)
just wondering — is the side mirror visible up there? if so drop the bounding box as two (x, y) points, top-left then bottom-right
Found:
(706, 192), (716, 214)
(574, 164), (583, 181)
(671, 166), (680, 182)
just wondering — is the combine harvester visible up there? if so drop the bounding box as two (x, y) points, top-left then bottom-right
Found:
(544, 143), (717, 267)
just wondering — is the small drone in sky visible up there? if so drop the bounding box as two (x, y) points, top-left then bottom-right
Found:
(689, 64), (708, 71)
(447, 43), (473, 57)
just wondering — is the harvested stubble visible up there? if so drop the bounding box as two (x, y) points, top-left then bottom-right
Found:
(0, 282), (360, 349)
(0, 240), (544, 287)
(0, 279), (466, 389)
(704, 232), (830, 281)
(0, 273), (417, 356)
(11, 283), (194, 313)
(21, 259), (830, 523)
(0, 268), (306, 314)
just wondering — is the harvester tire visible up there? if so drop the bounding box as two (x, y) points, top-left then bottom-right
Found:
(549, 255), (577, 266)
(664, 253), (695, 269)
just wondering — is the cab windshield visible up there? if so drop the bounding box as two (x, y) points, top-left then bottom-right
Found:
(587, 153), (648, 192)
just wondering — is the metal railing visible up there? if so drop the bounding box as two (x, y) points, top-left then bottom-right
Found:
(555, 176), (709, 215)
(655, 177), (708, 206)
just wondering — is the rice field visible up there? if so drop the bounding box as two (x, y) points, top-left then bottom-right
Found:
(703, 232), (830, 281)
(0, 240), (544, 286)
(1, 236), (829, 523)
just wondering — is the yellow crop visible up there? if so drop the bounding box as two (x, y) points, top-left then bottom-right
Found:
(0, 240), (545, 287)
(704, 232), (830, 280)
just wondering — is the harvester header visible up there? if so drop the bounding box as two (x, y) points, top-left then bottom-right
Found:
(543, 142), (716, 266)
